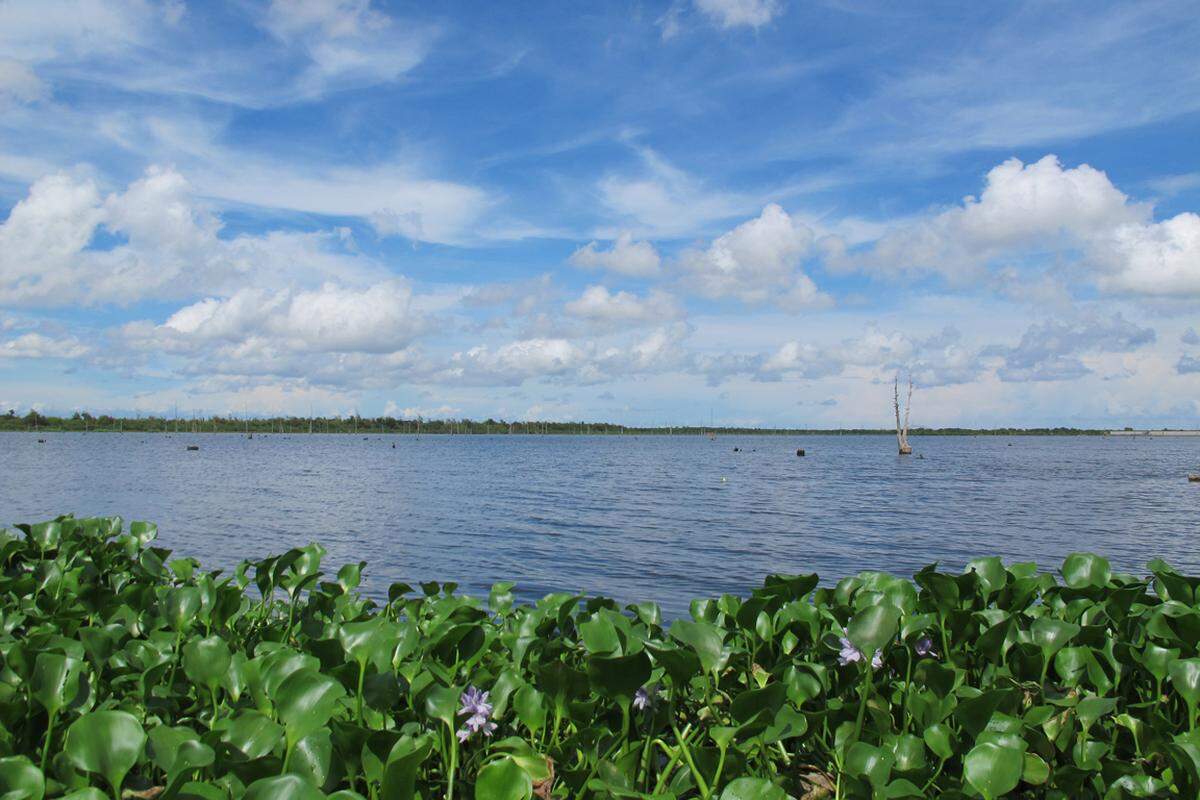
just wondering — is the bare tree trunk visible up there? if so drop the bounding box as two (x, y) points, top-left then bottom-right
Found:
(895, 375), (913, 454)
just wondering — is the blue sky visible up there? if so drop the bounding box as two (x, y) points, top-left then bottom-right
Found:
(1, 0), (1199, 427)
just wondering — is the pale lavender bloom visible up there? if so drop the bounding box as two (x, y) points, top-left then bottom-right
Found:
(633, 686), (651, 711)
(914, 635), (936, 657)
(838, 636), (883, 669)
(456, 686), (496, 743)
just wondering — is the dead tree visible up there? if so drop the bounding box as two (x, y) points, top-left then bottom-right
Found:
(894, 375), (913, 454)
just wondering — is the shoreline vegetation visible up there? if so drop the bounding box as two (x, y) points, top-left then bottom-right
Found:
(3, 516), (1199, 799)
(0, 410), (1106, 436)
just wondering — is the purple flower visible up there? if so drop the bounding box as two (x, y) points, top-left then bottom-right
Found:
(633, 686), (651, 711)
(456, 686), (496, 743)
(914, 635), (936, 657)
(838, 636), (883, 669)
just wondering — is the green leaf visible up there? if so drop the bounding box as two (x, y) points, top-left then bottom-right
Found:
(274, 669), (346, 745)
(513, 685), (547, 736)
(64, 710), (146, 797)
(1031, 617), (1079, 659)
(474, 756), (533, 800)
(0, 756), (45, 800)
(147, 726), (214, 780)
(922, 723), (955, 761)
(844, 742), (894, 790)
(1061, 553), (1111, 589)
(1171, 659), (1200, 712)
(217, 710), (284, 761)
(587, 651), (650, 703)
(380, 733), (434, 800)
(670, 620), (726, 674)
(183, 635), (232, 690)
(847, 605), (900, 657)
(718, 777), (786, 800)
(30, 652), (82, 716)
(242, 774), (325, 800)
(963, 743), (1023, 799)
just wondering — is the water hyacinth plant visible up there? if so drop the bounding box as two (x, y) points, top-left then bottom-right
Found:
(2, 516), (1200, 798)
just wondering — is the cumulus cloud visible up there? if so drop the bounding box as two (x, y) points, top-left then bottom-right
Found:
(1183, 328), (1200, 346)
(1095, 212), (1200, 295)
(678, 204), (830, 310)
(844, 155), (1200, 296)
(1178, 355), (1200, 375)
(988, 313), (1155, 382)
(847, 155), (1145, 281)
(563, 286), (682, 325)
(0, 166), (386, 306)
(693, 0), (782, 29)
(152, 281), (423, 354)
(568, 232), (661, 277)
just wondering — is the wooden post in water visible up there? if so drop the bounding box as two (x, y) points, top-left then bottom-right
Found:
(894, 376), (913, 455)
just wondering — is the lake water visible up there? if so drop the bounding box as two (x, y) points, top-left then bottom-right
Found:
(3, 432), (1198, 617)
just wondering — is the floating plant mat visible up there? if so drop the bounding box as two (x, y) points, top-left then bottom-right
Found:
(1, 515), (1199, 799)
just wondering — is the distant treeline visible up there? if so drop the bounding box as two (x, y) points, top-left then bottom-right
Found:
(0, 409), (1106, 436)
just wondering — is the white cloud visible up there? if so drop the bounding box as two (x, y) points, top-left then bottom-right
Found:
(694, 0), (782, 29)
(148, 280), (423, 355)
(851, 156), (1145, 281)
(1096, 212), (1200, 295)
(262, 0), (433, 98)
(845, 154), (1200, 296)
(384, 401), (461, 419)
(597, 148), (750, 237)
(568, 232), (661, 277)
(0, 58), (46, 103)
(678, 203), (830, 310)
(564, 286), (682, 325)
(0, 166), (389, 306)
(987, 313), (1156, 382)
(0, 331), (89, 359)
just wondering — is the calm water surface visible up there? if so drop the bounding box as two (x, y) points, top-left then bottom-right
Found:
(3, 433), (1198, 617)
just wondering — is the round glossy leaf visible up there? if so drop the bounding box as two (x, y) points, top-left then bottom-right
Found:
(474, 756), (532, 800)
(381, 733), (434, 800)
(162, 587), (202, 632)
(1170, 659), (1200, 707)
(243, 774), (325, 800)
(1031, 617), (1079, 659)
(423, 685), (460, 729)
(274, 669), (345, 743)
(922, 723), (955, 761)
(963, 743), (1023, 799)
(847, 605), (900, 657)
(1061, 553), (1111, 589)
(719, 777), (786, 800)
(0, 756), (44, 800)
(965, 557), (1006, 596)
(148, 726), (214, 778)
(217, 710), (284, 761)
(64, 711), (146, 795)
(844, 742), (894, 790)
(183, 635), (232, 690)
(587, 651), (650, 702)
(669, 619), (726, 674)
(30, 651), (82, 715)
(60, 790), (108, 800)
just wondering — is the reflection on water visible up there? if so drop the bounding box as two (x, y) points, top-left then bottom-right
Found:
(3, 432), (1198, 617)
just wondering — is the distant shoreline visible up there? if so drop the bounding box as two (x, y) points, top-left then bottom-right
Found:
(8, 413), (1193, 437)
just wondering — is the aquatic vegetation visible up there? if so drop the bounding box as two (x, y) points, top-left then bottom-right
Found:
(2, 517), (1199, 798)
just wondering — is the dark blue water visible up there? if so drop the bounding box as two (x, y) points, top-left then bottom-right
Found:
(2, 432), (1198, 617)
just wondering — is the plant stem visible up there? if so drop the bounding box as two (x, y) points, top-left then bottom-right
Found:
(40, 708), (56, 773)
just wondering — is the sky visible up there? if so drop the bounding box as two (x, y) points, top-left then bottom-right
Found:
(0, 0), (1198, 428)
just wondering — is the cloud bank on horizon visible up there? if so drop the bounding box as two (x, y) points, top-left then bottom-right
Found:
(1, 0), (1198, 428)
